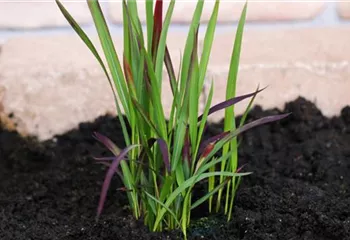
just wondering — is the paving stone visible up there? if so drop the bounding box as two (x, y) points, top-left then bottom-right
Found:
(337, 2), (350, 19)
(0, 33), (187, 140)
(206, 27), (350, 121)
(109, 1), (325, 23)
(0, 1), (91, 29)
(1, 27), (350, 140)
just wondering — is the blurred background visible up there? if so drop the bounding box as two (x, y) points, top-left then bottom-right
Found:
(0, 1), (350, 141)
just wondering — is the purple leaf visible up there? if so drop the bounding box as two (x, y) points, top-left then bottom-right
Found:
(97, 144), (139, 218)
(165, 46), (176, 96)
(235, 113), (290, 135)
(186, 27), (199, 85)
(93, 132), (120, 156)
(236, 164), (247, 173)
(222, 113), (291, 144)
(96, 161), (111, 167)
(198, 87), (266, 122)
(152, 0), (163, 61)
(198, 113), (290, 157)
(93, 157), (116, 161)
(198, 131), (229, 156)
(200, 142), (215, 159)
(182, 128), (191, 164)
(95, 159), (123, 178)
(123, 53), (134, 86)
(156, 138), (171, 173)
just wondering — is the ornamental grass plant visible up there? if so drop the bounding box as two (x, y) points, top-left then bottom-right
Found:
(57, 0), (289, 238)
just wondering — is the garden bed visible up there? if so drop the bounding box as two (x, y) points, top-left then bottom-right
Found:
(0, 97), (349, 240)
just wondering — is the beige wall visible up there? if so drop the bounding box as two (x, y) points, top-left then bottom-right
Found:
(1, 1), (350, 140)
(0, 2), (348, 31)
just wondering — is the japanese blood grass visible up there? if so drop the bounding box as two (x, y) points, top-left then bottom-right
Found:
(57, 0), (289, 238)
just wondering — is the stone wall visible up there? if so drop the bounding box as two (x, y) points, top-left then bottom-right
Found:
(0, 1), (350, 140)
(0, 1), (349, 30)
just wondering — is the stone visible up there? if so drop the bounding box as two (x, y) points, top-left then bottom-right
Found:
(109, 1), (325, 23)
(0, 33), (187, 140)
(0, 1), (90, 29)
(1, 28), (350, 140)
(206, 27), (350, 121)
(337, 2), (350, 19)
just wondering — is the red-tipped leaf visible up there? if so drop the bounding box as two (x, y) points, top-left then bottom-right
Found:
(235, 164), (247, 173)
(165, 46), (176, 96)
(123, 53), (134, 86)
(198, 131), (229, 156)
(151, 0), (163, 60)
(201, 142), (215, 159)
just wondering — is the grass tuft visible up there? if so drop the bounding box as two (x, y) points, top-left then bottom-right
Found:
(56, 0), (289, 238)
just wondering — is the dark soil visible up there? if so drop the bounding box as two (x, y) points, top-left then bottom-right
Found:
(0, 97), (349, 240)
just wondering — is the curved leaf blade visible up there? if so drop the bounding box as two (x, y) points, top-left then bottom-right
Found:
(97, 144), (140, 217)
(198, 87), (266, 122)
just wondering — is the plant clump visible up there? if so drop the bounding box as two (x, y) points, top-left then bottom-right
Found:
(56, 0), (289, 238)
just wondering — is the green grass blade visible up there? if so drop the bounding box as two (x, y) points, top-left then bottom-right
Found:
(56, 0), (107, 82)
(193, 80), (214, 209)
(143, 48), (168, 140)
(55, 0), (131, 147)
(179, 0), (204, 105)
(87, 0), (130, 118)
(217, 2), (247, 213)
(164, 46), (177, 97)
(188, 28), (199, 157)
(198, 0), (219, 96)
(123, 0), (131, 64)
(159, 176), (174, 202)
(145, 0), (154, 53)
(144, 190), (181, 227)
(194, 81), (214, 163)
(167, 50), (183, 133)
(191, 177), (230, 210)
(132, 98), (163, 138)
(225, 2), (247, 122)
(181, 192), (191, 239)
(239, 85), (261, 128)
(153, 170), (250, 231)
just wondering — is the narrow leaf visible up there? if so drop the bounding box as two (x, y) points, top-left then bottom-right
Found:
(56, 0), (132, 147)
(87, 0), (130, 116)
(152, 0), (163, 61)
(97, 144), (140, 217)
(156, 138), (171, 173)
(182, 128), (190, 163)
(198, 0), (219, 95)
(164, 46), (177, 96)
(93, 132), (121, 156)
(198, 87), (265, 122)
(198, 131), (229, 156)
(191, 177), (230, 210)
(123, 54), (134, 86)
(145, 0), (154, 53)
(155, 0), (175, 85)
(153, 171), (250, 231)
(239, 85), (262, 128)
(144, 190), (181, 227)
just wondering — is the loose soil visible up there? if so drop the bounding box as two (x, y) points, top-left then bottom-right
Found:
(0, 97), (349, 240)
